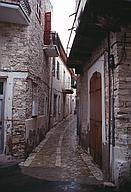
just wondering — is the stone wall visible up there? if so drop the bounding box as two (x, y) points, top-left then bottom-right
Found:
(78, 70), (89, 149)
(113, 26), (131, 184)
(78, 25), (131, 184)
(0, 0), (51, 158)
(50, 55), (73, 127)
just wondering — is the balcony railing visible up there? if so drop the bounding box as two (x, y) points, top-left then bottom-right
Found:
(62, 88), (74, 94)
(43, 31), (59, 57)
(62, 82), (74, 94)
(0, 0), (31, 25)
(44, 31), (58, 46)
(4, 0), (31, 15)
(19, 0), (31, 16)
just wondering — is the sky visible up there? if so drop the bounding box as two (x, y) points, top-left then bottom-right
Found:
(50, 0), (75, 52)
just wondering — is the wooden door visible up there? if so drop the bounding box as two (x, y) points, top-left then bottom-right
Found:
(90, 72), (102, 168)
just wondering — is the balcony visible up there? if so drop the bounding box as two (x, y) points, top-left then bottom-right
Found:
(67, 0), (131, 70)
(0, 0), (31, 25)
(43, 32), (59, 57)
(62, 88), (74, 94)
(62, 88), (73, 94)
(62, 82), (74, 94)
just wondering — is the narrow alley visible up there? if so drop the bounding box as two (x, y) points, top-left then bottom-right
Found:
(0, 1), (131, 191)
(0, 115), (118, 192)
(20, 115), (103, 184)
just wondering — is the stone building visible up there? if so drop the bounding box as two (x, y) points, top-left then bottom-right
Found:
(67, 0), (131, 186)
(49, 33), (75, 128)
(0, 0), (56, 158)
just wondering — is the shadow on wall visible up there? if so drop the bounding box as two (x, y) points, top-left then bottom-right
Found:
(25, 127), (45, 156)
(25, 115), (48, 157)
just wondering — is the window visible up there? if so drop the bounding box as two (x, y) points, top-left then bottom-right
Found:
(58, 96), (61, 114)
(32, 83), (38, 117)
(53, 94), (57, 117)
(36, 0), (41, 22)
(44, 96), (48, 116)
(63, 70), (65, 87)
(52, 58), (55, 76)
(56, 61), (60, 80)
(0, 82), (3, 95)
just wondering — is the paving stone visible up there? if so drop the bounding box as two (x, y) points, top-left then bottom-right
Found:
(21, 115), (104, 185)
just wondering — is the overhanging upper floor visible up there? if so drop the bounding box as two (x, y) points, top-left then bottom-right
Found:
(67, 0), (131, 73)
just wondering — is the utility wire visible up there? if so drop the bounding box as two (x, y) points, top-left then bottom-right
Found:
(66, 0), (82, 54)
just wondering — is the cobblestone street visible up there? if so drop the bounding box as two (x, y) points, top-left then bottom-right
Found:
(20, 115), (104, 184)
(1, 115), (131, 191)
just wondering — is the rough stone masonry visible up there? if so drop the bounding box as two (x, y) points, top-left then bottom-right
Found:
(0, 0), (51, 158)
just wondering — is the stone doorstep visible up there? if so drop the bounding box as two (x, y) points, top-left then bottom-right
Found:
(0, 154), (21, 168)
(19, 114), (74, 167)
(103, 182), (116, 188)
(78, 148), (117, 188)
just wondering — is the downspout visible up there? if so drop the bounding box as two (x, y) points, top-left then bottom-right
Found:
(107, 32), (115, 182)
(111, 59), (115, 183)
(48, 58), (53, 131)
(107, 32), (111, 180)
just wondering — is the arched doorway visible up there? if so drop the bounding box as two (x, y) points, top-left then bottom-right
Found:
(89, 72), (102, 168)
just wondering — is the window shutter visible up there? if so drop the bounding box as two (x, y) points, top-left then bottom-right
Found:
(44, 12), (51, 45)
(45, 12), (51, 31)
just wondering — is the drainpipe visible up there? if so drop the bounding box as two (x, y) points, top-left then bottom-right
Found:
(111, 61), (115, 183)
(48, 58), (53, 130)
(107, 32), (115, 182)
(107, 32), (111, 180)
(76, 95), (80, 136)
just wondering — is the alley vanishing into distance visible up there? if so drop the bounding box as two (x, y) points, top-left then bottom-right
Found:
(1, 115), (130, 192)
(1, 0), (131, 189)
